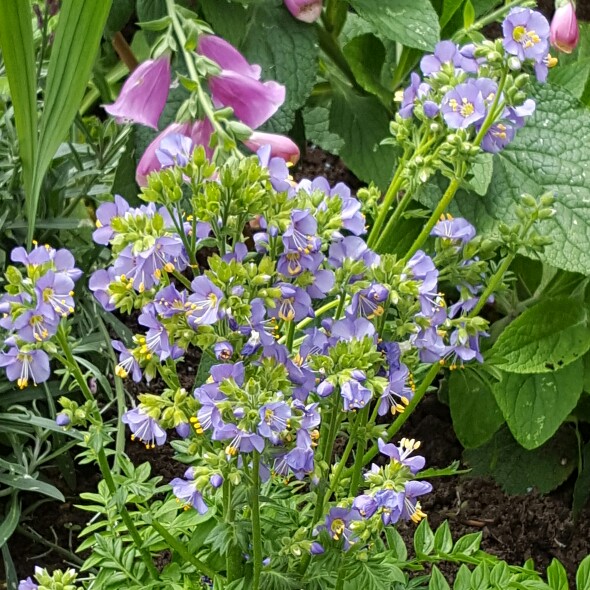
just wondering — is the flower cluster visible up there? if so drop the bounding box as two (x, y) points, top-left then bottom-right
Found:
(83, 139), (490, 524)
(396, 8), (553, 154)
(315, 438), (431, 552)
(0, 244), (81, 389)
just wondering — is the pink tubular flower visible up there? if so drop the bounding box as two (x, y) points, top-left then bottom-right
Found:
(104, 57), (171, 129)
(243, 131), (300, 165)
(550, 0), (579, 54)
(136, 120), (213, 186)
(197, 35), (285, 129)
(284, 0), (323, 23)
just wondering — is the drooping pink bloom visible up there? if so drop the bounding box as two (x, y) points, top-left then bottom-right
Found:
(136, 120), (213, 185)
(550, 0), (579, 54)
(243, 131), (300, 164)
(197, 35), (285, 129)
(284, 0), (323, 23)
(104, 56), (171, 129)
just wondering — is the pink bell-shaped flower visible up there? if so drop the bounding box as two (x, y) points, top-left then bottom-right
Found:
(283, 0), (323, 23)
(550, 0), (579, 54)
(197, 35), (285, 129)
(243, 131), (300, 165)
(136, 120), (214, 186)
(104, 56), (171, 129)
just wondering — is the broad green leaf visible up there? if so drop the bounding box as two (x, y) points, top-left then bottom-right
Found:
(0, 474), (65, 502)
(547, 558), (569, 590)
(453, 565), (472, 590)
(303, 104), (345, 154)
(440, 0), (465, 28)
(491, 296), (590, 374)
(200, 0), (249, 46)
(0, 493), (20, 548)
(105, 0), (134, 37)
(30, 0), (112, 243)
(464, 427), (577, 494)
(241, 4), (318, 133)
(548, 59), (590, 101)
(578, 555), (590, 590)
(0, 0), (38, 222)
(418, 84), (590, 275)
(385, 527), (407, 561)
(433, 521), (453, 554)
(449, 368), (504, 448)
(465, 152), (494, 196)
(573, 441), (590, 519)
(343, 34), (391, 103)
(329, 81), (396, 189)
(1, 544), (18, 590)
(429, 567), (451, 590)
(493, 361), (584, 449)
(347, 0), (440, 51)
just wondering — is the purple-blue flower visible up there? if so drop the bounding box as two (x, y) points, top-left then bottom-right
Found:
(122, 407), (167, 448)
(375, 489), (403, 525)
(503, 8), (550, 62)
(0, 345), (50, 389)
(89, 268), (116, 311)
(214, 341), (233, 360)
(18, 577), (38, 590)
(170, 476), (208, 513)
(258, 402), (291, 438)
(378, 437), (425, 473)
(431, 216), (476, 243)
(155, 133), (194, 168)
(268, 283), (313, 323)
(399, 72), (430, 119)
(341, 379), (372, 411)
(320, 507), (360, 550)
(441, 81), (486, 129)
(328, 236), (379, 271)
(186, 276), (224, 327)
(420, 40), (476, 76)
(349, 283), (389, 319)
(400, 480), (432, 523)
(112, 340), (143, 382)
(283, 209), (321, 254)
(353, 494), (378, 519)
(92, 195), (130, 245)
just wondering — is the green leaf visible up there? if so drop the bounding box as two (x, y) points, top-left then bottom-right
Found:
(347, 0), (440, 51)
(573, 441), (590, 519)
(491, 297), (590, 374)
(463, 0), (475, 28)
(433, 521), (453, 554)
(30, 0), (112, 243)
(240, 4), (318, 133)
(419, 84), (590, 275)
(493, 361), (584, 449)
(384, 527), (407, 561)
(303, 104), (345, 154)
(429, 567), (451, 590)
(449, 368), (504, 448)
(0, 493), (20, 548)
(452, 532), (482, 556)
(0, 474), (65, 502)
(105, 0), (134, 36)
(200, 0), (249, 46)
(578, 555), (590, 590)
(464, 427), (578, 494)
(547, 558), (569, 590)
(414, 518), (435, 557)
(453, 565), (472, 590)
(0, 0), (38, 229)
(343, 34), (390, 103)
(329, 81), (396, 189)
(548, 59), (590, 101)
(440, 0), (465, 28)
(465, 152), (494, 196)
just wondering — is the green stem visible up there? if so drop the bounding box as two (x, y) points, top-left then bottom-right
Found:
(348, 405), (370, 496)
(251, 452), (263, 590)
(172, 268), (192, 290)
(96, 449), (160, 579)
(348, 363), (441, 474)
(335, 566), (346, 590)
(373, 188), (414, 252)
(224, 481), (243, 582)
(368, 152), (409, 248)
(469, 254), (514, 318)
(328, 412), (361, 495)
(403, 178), (462, 263)
(285, 320), (295, 353)
(150, 519), (219, 579)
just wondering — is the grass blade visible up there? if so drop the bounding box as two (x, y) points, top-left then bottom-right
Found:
(29, 0), (112, 244)
(0, 0), (38, 207)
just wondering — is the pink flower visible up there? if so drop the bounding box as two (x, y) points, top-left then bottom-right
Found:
(197, 35), (285, 129)
(284, 0), (323, 23)
(243, 131), (300, 164)
(136, 120), (213, 186)
(104, 57), (171, 129)
(550, 0), (579, 54)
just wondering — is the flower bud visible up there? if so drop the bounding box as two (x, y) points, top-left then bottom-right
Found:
(210, 473), (224, 488)
(56, 413), (70, 427)
(310, 542), (325, 555)
(316, 380), (334, 397)
(283, 0), (322, 23)
(175, 422), (191, 438)
(551, 1), (579, 54)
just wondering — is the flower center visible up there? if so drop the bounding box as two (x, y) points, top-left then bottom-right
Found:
(330, 519), (345, 539)
(513, 25), (540, 48)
